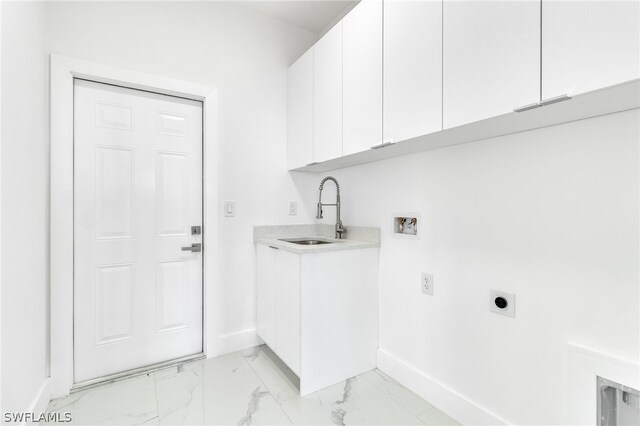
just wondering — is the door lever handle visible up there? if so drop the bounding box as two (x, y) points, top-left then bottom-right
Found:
(181, 243), (202, 252)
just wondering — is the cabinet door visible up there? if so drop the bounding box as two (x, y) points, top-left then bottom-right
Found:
(314, 23), (343, 162)
(443, 0), (540, 129)
(256, 244), (276, 348)
(343, 0), (383, 155)
(275, 250), (301, 375)
(384, 0), (442, 143)
(288, 48), (314, 170)
(542, 0), (640, 100)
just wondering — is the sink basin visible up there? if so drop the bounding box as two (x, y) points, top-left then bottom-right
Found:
(279, 238), (342, 245)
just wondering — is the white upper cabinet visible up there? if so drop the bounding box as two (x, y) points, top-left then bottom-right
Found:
(314, 23), (343, 163)
(286, 0), (639, 171)
(288, 49), (314, 169)
(342, 0), (383, 155)
(542, 0), (640, 101)
(384, 0), (443, 143)
(443, 0), (540, 129)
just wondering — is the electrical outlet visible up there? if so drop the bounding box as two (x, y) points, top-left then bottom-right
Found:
(288, 201), (297, 216)
(421, 273), (434, 295)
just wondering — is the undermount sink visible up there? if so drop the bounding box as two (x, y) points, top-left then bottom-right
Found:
(279, 238), (342, 245)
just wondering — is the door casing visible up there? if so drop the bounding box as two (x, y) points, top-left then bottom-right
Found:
(50, 55), (220, 399)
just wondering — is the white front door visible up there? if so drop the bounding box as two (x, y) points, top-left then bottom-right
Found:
(73, 79), (203, 383)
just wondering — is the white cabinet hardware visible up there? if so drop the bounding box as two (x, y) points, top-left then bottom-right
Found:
(370, 141), (395, 150)
(539, 94), (572, 106)
(513, 102), (543, 113)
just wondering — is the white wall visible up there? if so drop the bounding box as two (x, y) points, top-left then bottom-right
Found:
(1, 0), (50, 415)
(0, 0), (4, 415)
(1, 0), (320, 409)
(318, 110), (639, 424)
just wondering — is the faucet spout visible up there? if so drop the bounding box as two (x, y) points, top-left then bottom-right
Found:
(316, 176), (345, 239)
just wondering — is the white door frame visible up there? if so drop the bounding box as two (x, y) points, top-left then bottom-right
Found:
(50, 55), (220, 398)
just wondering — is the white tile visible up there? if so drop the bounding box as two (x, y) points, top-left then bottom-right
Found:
(154, 355), (291, 425)
(361, 369), (435, 416)
(46, 346), (447, 426)
(47, 374), (159, 425)
(417, 407), (461, 426)
(244, 346), (423, 425)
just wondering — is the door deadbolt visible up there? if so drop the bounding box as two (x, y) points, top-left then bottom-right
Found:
(191, 226), (202, 235)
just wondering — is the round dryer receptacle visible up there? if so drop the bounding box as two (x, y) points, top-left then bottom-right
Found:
(494, 297), (508, 309)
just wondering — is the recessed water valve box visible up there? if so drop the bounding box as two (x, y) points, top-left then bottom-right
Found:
(392, 213), (420, 238)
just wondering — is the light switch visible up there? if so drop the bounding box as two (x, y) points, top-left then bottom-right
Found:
(224, 201), (235, 217)
(288, 201), (297, 216)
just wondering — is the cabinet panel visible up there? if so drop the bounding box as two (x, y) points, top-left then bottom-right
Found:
(343, 0), (383, 155)
(443, 0), (540, 129)
(384, 0), (442, 143)
(314, 23), (343, 162)
(288, 49), (314, 170)
(275, 250), (301, 375)
(542, 0), (640, 100)
(256, 244), (276, 348)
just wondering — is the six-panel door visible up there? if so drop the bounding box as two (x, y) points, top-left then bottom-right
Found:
(73, 79), (203, 382)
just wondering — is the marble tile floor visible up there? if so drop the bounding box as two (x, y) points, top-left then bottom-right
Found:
(46, 345), (460, 426)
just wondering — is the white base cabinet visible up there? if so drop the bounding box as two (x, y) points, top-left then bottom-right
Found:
(256, 244), (379, 395)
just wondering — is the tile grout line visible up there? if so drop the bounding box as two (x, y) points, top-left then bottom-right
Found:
(362, 370), (456, 422)
(151, 371), (162, 424)
(358, 370), (429, 424)
(240, 349), (296, 426)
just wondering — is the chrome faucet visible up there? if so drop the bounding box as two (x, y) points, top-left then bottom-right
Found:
(316, 176), (345, 239)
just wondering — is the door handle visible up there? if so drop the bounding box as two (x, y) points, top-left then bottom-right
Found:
(181, 243), (202, 252)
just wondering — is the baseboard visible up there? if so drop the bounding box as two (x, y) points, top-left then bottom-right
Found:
(213, 328), (262, 357)
(377, 348), (510, 425)
(24, 378), (52, 425)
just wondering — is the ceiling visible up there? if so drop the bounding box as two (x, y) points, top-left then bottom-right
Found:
(241, 1), (357, 34)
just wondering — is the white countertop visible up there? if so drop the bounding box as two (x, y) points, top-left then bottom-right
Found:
(254, 225), (380, 254)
